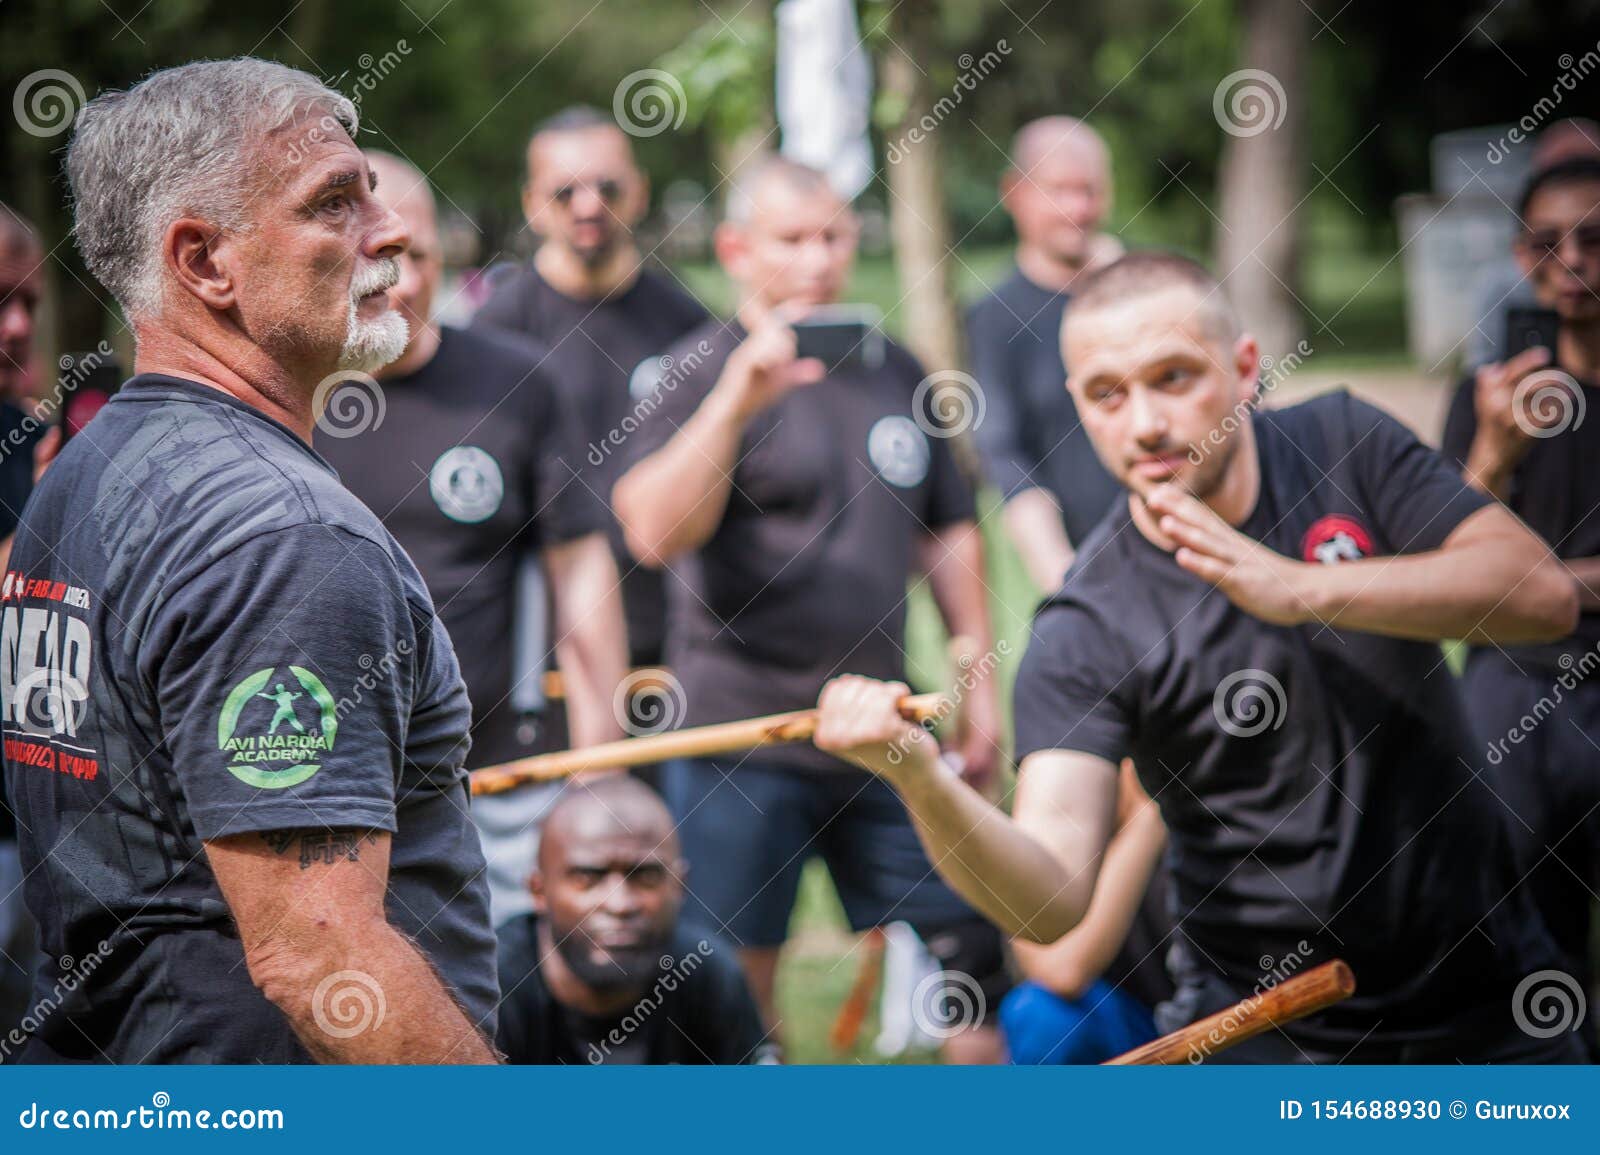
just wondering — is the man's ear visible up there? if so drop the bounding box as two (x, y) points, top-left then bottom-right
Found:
(1234, 332), (1262, 400)
(528, 868), (546, 915)
(713, 221), (747, 281)
(622, 169), (650, 229)
(164, 218), (236, 311)
(1513, 238), (1538, 282)
(521, 182), (546, 239)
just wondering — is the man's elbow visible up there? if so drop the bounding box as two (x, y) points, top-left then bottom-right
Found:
(611, 480), (671, 569)
(242, 913), (387, 1014)
(1009, 902), (1082, 946)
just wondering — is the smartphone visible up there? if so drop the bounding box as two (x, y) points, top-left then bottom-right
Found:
(792, 305), (885, 373)
(1504, 306), (1560, 360)
(59, 353), (123, 440)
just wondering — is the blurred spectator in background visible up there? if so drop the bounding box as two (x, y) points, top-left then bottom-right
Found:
(318, 152), (628, 929)
(613, 157), (1009, 1062)
(1001, 763), (1172, 1064)
(472, 106), (707, 674)
(495, 777), (773, 1064)
(966, 116), (1123, 594)
(1466, 119), (1600, 368)
(1443, 158), (1600, 1056)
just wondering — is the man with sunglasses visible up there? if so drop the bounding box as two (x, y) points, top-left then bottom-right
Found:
(473, 105), (707, 673)
(1443, 158), (1600, 1047)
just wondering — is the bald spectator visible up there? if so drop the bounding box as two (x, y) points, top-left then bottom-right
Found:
(472, 106), (708, 674)
(1467, 118), (1600, 368)
(966, 116), (1124, 593)
(494, 777), (772, 1064)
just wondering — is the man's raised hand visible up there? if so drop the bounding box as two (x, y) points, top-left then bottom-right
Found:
(813, 675), (941, 782)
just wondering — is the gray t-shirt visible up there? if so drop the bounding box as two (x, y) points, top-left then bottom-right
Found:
(0, 374), (498, 1062)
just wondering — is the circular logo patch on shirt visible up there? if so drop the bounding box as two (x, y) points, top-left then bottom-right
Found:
(429, 446), (504, 524)
(629, 356), (666, 400)
(1301, 514), (1373, 565)
(867, 415), (931, 488)
(218, 666), (337, 789)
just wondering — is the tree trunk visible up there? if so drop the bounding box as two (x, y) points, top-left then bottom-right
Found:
(880, 0), (963, 375)
(1215, 0), (1309, 361)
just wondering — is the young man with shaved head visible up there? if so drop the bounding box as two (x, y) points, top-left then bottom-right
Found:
(494, 776), (771, 1064)
(966, 116), (1124, 593)
(814, 251), (1585, 1063)
(2, 60), (497, 1063)
(317, 151), (629, 929)
(473, 106), (707, 672)
(613, 156), (1008, 1062)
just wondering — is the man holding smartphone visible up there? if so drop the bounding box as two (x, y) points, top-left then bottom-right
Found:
(612, 156), (1007, 1060)
(1442, 158), (1600, 1042)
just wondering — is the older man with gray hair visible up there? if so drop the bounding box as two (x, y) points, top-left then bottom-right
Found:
(0, 58), (499, 1063)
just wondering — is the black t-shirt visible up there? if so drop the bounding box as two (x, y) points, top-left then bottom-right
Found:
(495, 914), (770, 1064)
(1441, 368), (1600, 664)
(0, 401), (41, 842)
(0, 375), (498, 1062)
(965, 267), (1119, 545)
(316, 326), (606, 767)
(1013, 391), (1554, 1047)
(626, 320), (977, 772)
(472, 263), (709, 665)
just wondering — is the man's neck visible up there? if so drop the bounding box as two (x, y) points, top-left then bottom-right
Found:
(1557, 319), (1600, 382)
(1128, 424), (1262, 551)
(377, 322), (441, 381)
(535, 241), (642, 301)
(535, 920), (641, 1018)
(1014, 243), (1089, 295)
(133, 326), (319, 442)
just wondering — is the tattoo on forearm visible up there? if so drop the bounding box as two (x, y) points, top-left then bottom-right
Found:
(259, 830), (379, 870)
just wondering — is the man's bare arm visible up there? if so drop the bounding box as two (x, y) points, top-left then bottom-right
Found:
(543, 532), (628, 748)
(812, 675), (1118, 941)
(1564, 556), (1600, 612)
(915, 519), (1003, 786)
(1012, 762), (1166, 999)
(1003, 488), (1075, 594)
(206, 828), (498, 1064)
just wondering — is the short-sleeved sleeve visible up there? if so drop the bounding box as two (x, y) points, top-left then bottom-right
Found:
(1439, 376), (1478, 471)
(965, 300), (1037, 500)
(143, 525), (434, 840)
(1012, 601), (1136, 765)
(524, 372), (609, 547)
(469, 266), (531, 337)
(1338, 392), (1490, 554)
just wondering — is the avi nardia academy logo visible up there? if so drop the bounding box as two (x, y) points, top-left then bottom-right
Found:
(217, 666), (338, 788)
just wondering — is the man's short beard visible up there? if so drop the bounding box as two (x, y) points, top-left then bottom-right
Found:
(554, 931), (667, 994)
(337, 258), (409, 372)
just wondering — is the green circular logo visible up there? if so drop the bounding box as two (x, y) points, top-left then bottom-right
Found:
(217, 666), (338, 788)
